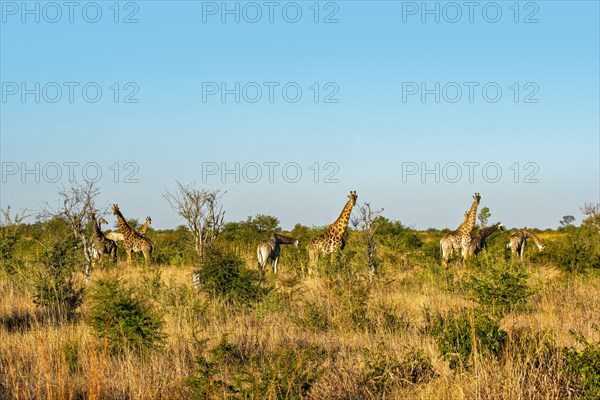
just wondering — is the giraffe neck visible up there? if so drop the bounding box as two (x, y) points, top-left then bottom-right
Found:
(326, 199), (354, 239)
(272, 233), (299, 245)
(114, 210), (135, 235)
(457, 198), (480, 234)
(479, 224), (501, 239)
(524, 231), (544, 248)
(139, 219), (151, 235)
(91, 218), (104, 239)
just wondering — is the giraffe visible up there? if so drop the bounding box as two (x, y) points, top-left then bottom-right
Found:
(139, 216), (152, 235)
(111, 204), (153, 264)
(507, 229), (545, 260)
(467, 222), (504, 257)
(306, 191), (358, 274)
(105, 231), (124, 242)
(257, 233), (300, 275)
(90, 212), (117, 263)
(440, 193), (481, 267)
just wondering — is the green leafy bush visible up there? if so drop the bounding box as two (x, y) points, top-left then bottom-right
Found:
(186, 335), (325, 399)
(431, 310), (507, 370)
(564, 326), (600, 399)
(192, 250), (261, 305)
(543, 226), (600, 271)
(31, 237), (85, 314)
(360, 346), (437, 395)
(88, 276), (165, 353)
(466, 262), (537, 317)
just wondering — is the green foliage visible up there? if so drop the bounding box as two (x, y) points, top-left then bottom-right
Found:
(564, 326), (600, 399)
(477, 207), (491, 228)
(221, 215), (281, 247)
(360, 346), (437, 395)
(543, 226), (600, 271)
(193, 250), (262, 305)
(150, 225), (197, 266)
(431, 310), (507, 370)
(466, 262), (537, 317)
(88, 276), (165, 353)
(186, 335), (326, 399)
(31, 236), (85, 314)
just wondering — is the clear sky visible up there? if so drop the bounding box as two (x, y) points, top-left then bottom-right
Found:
(1, 1), (599, 230)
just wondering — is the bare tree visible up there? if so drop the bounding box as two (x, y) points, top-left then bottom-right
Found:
(164, 182), (226, 259)
(0, 205), (29, 226)
(581, 203), (600, 232)
(351, 202), (384, 277)
(39, 181), (99, 281)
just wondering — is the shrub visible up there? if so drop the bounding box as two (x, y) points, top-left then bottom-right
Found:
(186, 335), (326, 399)
(192, 250), (262, 305)
(563, 326), (600, 399)
(31, 237), (84, 314)
(360, 346), (437, 395)
(88, 276), (165, 353)
(431, 310), (507, 370)
(466, 262), (537, 317)
(543, 226), (600, 271)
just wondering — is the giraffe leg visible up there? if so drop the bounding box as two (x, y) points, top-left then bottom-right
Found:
(273, 256), (279, 274)
(126, 249), (132, 265)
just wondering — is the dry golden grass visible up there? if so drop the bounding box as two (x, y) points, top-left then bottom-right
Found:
(1, 256), (599, 399)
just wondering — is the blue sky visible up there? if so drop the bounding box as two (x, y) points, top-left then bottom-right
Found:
(1, 1), (599, 230)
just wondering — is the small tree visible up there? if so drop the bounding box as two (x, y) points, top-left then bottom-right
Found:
(164, 182), (226, 259)
(581, 203), (600, 232)
(477, 207), (491, 228)
(560, 215), (576, 228)
(351, 203), (384, 277)
(39, 181), (99, 281)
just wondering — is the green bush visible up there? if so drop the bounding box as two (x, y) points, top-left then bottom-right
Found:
(186, 335), (325, 399)
(31, 237), (85, 314)
(466, 262), (537, 317)
(360, 346), (437, 395)
(88, 276), (165, 353)
(564, 326), (600, 399)
(192, 250), (262, 305)
(543, 226), (600, 271)
(431, 310), (507, 370)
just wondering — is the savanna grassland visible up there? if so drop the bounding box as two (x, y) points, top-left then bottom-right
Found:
(1, 214), (600, 400)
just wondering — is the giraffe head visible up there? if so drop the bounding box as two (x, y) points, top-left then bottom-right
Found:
(98, 217), (109, 225)
(348, 191), (358, 206)
(146, 216), (152, 224)
(473, 193), (481, 202)
(112, 204), (120, 214)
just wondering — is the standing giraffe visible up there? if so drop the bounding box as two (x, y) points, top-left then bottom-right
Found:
(139, 216), (152, 235)
(111, 204), (153, 264)
(90, 212), (117, 263)
(467, 222), (504, 257)
(306, 191), (358, 274)
(440, 193), (481, 267)
(257, 233), (300, 275)
(507, 229), (545, 260)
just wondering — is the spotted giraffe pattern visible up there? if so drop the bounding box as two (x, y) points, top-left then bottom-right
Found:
(90, 212), (117, 263)
(139, 216), (151, 235)
(440, 193), (481, 266)
(307, 191), (358, 274)
(507, 229), (545, 260)
(112, 204), (153, 264)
